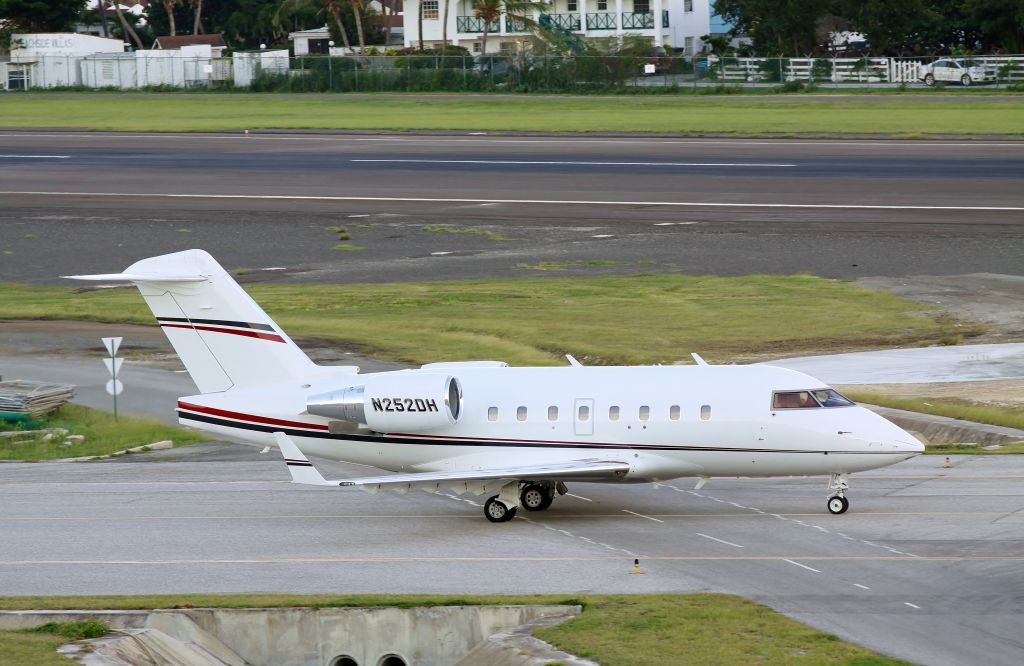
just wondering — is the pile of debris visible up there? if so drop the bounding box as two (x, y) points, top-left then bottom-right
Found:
(0, 380), (76, 419)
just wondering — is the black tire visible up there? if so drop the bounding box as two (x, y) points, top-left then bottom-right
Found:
(484, 495), (511, 522)
(923, 73), (934, 86)
(827, 495), (849, 515)
(961, 74), (972, 86)
(521, 484), (553, 511)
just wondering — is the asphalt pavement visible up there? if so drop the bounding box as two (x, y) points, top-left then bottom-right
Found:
(1, 132), (1022, 283)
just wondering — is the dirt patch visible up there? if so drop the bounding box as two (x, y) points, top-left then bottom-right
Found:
(857, 273), (1024, 344)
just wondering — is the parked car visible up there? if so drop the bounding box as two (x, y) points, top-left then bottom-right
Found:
(918, 58), (997, 86)
(644, 47), (669, 75)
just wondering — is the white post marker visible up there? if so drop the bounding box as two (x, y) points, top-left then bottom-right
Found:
(101, 336), (124, 420)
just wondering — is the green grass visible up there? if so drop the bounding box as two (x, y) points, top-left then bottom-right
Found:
(0, 594), (910, 666)
(0, 404), (205, 461)
(1, 93), (1022, 135)
(846, 392), (1024, 433)
(422, 224), (506, 240)
(0, 621), (109, 666)
(330, 243), (364, 251)
(0, 276), (983, 366)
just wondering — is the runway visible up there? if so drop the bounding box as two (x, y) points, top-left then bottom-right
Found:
(1, 132), (1022, 283)
(1, 449), (1021, 666)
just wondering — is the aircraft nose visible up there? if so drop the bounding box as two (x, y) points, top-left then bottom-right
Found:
(895, 437), (926, 455)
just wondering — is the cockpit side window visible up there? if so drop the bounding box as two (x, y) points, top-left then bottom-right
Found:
(812, 389), (855, 407)
(772, 389), (854, 409)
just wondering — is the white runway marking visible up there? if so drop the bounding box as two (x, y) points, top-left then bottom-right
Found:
(623, 509), (665, 523)
(854, 583), (871, 590)
(784, 559), (822, 573)
(904, 602), (921, 609)
(0, 154), (70, 159)
(3, 191), (1018, 212)
(565, 493), (592, 502)
(351, 159), (798, 168)
(696, 533), (744, 548)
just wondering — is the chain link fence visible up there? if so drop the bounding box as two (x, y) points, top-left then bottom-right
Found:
(4, 53), (1023, 92)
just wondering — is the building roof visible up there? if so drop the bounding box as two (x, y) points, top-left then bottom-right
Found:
(153, 34), (227, 50)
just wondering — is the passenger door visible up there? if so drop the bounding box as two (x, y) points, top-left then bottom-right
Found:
(574, 398), (594, 436)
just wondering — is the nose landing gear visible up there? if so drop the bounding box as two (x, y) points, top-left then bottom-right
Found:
(826, 473), (850, 514)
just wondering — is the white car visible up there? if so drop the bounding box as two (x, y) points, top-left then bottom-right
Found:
(919, 58), (997, 86)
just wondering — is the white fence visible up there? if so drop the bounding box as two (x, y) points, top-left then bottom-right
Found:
(709, 55), (1024, 84)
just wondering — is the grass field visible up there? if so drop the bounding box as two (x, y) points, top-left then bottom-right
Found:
(1, 92), (1021, 135)
(0, 276), (982, 366)
(0, 403), (204, 461)
(0, 593), (911, 666)
(845, 391), (1024, 433)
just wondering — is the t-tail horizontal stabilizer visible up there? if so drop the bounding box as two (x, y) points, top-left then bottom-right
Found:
(274, 432), (340, 486)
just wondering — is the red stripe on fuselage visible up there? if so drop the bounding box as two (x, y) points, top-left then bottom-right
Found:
(177, 401), (329, 431)
(159, 322), (285, 343)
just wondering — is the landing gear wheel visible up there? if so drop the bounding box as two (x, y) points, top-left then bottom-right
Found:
(521, 484), (553, 511)
(923, 73), (935, 86)
(484, 495), (516, 522)
(961, 74), (972, 86)
(827, 495), (849, 515)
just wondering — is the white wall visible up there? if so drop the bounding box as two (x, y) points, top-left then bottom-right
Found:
(12, 33), (125, 56)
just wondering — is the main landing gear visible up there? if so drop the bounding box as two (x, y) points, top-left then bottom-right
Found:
(484, 481), (565, 522)
(826, 472), (850, 515)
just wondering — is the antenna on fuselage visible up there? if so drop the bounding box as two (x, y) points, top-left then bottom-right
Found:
(691, 353), (709, 366)
(565, 354), (583, 367)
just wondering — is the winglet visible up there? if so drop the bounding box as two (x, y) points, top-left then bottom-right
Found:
(274, 432), (336, 486)
(565, 354), (583, 367)
(691, 353), (709, 366)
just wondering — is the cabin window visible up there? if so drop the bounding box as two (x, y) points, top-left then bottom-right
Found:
(669, 405), (680, 420)
(772, 391), (821, 409)
(578, 404), (590, 421)
(639, 405), (650, 421)
(609, 405), (620, 421)
(548, 405), (559, 421)
(700, 404), (711, 421)
(488, 406), (498, 421)
(517, 406), (528, 421)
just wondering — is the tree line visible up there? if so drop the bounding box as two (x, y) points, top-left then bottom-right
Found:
(716, 0), (1024, 56)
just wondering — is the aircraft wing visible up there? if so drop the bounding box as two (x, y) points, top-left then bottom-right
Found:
(274, 432), (630, 492)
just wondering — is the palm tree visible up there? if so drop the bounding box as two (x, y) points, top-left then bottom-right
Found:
(108, 0), (144, 49)
(441, 0), (450, 47)
(276, 0), (353, 52)
(472, 0), (547, 55)
(191, 0), (204, 34)
(162, 0), (182, 36)
(350, 0), (367, 53)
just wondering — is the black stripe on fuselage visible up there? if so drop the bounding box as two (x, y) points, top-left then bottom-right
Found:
(156, 316), (275, 332)
(178, 409), (899, 456)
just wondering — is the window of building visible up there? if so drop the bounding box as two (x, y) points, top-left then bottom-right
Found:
(700, 404), (711, 421)
(517, 406), (528, 421)
(568, 0), (577, 10)
(639, 405), (650, 421)
(634, 0), (650, 12)
(488, 406), (498, 421)
(422, 0), (439, 20)
(500, 41), (517, 53)
(669, 405), (680, 420)
(548, 406), (559, 421)
(685, 0), (693, 11)
(597, 0), (607, 10)
(685, 36), (694, 54)
(472, 42), (482, 53)
(578, 404), (590, 421)
(609, 405), (620, 421)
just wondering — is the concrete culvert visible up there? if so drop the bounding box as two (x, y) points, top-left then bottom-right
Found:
(377, 655), (407, 666)
(330, 657), (358, 666)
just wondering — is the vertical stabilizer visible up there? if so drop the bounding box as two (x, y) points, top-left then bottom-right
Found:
(67, 250), (313, 393)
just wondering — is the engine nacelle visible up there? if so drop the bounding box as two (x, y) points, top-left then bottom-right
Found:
(306, 373), (462, 433)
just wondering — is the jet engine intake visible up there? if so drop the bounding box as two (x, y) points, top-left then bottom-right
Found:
(306, 373), (462, 432)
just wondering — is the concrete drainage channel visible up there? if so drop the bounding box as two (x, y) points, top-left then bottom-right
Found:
(0, 605), (596, 666)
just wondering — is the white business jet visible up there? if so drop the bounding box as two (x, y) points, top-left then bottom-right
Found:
(68, 250), (923, 523)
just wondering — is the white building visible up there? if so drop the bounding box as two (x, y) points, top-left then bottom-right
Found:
(403, 0), (716, 53)
(3, 33), (125, 89)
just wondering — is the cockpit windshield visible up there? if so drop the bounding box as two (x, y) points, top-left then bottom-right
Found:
(772, 389), (854, 409)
